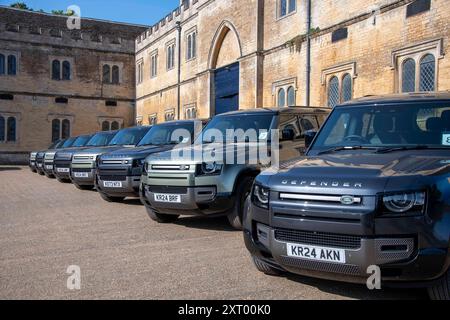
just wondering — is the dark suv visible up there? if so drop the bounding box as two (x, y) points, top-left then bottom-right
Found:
(96, 120), (205, 202)
(244, 93), (450, 299)
(141, 107), (330, 229)
(54, 131), (117, 183)
(30, 140), (63, 173)
(35, 138), (74, 176)
(70, 126), (151, 190)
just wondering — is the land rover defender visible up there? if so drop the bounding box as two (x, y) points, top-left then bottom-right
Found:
(70, 126), (151, 190)
(30, 140), (63, 173)
(141, 107), (330, 229)
(243, 93), (450, 299)
(96, 120), (205, 202)
(35, 138), (73, 175)
(54, 131), (117, 183)
(43, 135), (93, 178)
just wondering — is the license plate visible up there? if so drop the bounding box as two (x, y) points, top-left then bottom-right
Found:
(37, 163), (42, 168)
(74, 172), (89, 178)
(103, 181), (122, 188)
(286, 243), (346, 264)
(57, 168), (70, 173)
(45, 165), (53, 170)
(31, 161), (35, 165)
(154, 193), (181, 203)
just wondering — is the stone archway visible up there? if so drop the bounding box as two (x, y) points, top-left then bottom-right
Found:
(208, 21), (242, 115)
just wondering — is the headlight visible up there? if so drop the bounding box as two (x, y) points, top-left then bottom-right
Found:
(143, 162), (149, 174)
(382, 191), (425, 214)
(196, 162), (223, 176)
(252, 184), (270, 209)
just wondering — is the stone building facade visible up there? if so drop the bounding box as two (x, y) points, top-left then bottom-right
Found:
(0, 6), (147, 164)
(135, 0), (450, 124)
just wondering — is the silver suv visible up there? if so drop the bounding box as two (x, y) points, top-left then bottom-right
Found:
(140, 107), (330, 229)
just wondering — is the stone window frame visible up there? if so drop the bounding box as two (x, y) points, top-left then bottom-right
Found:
(0, 111), (21, 144)
(148, 113), (158, 125)
(150, 49), (159, 78)
(0, 50), (20, 76)
(185, 26), (197, 62)
(184, 104), (197, 119)
(50, 56), (74, 81)
(164, 108), (176, 122)
(101, 61), (124, 85)
(166, 39), (176, 71)
(47, 114), (74, 142)
(136, 116), (144, 126)
(391, 38), (444, 93)
(276, 0), (297, 21)
(98, 117), (124, 131)
(321, 62), (357, 107)
(136, 58), (144, 85)
(272, 77), (297, 107)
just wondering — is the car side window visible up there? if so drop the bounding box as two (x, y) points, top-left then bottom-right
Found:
(299, 115), (319, 133)
(279, 114), (302, 140)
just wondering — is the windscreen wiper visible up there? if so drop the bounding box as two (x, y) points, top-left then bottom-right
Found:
(376, 145), (449, 154)
(318, 146), (379, 155)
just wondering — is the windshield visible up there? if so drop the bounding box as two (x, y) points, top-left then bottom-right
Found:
(310, 102), (450, 152)
(138, 123), (195, 146)
(61, 138), (76, 148)
(72, 135), (92, 147)
(86, 132), (117, 147)
(108, 127), (150, 146)
(196, 114), (275, 144)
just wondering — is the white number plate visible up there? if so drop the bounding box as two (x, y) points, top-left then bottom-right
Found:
(37, 163), (42, 168)
(31, 161), (35, 165)
(154, 193), (181, 203)
(57, 168), (70, 173)
(287, 243), (346, 264)
(74, 172), (89, 178)
(103, 181), (122, 188)
(45, 165), (53, 170)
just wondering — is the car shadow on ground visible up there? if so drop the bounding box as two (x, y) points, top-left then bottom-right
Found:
(121, 198), (143, 206)
(0, 166), (22, 171)
(277, 272), (429, 300)
(175, 215), (239, 232)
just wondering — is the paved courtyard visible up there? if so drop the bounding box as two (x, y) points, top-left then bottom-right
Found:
(0, 166), (427, 300)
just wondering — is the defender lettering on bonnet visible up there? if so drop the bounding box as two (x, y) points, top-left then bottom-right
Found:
(281, 180), (363, 188)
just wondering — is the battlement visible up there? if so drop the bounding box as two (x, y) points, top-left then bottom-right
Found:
(0, 6), (147, 53)
(136, 0), (201, 50)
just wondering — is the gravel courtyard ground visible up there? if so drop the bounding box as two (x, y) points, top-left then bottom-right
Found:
(0, 166), (427, 300)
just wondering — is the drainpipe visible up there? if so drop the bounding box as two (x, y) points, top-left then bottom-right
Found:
(176, 21), (182, 119)
(305, 0), (311, 107)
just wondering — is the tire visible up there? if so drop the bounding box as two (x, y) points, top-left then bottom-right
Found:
(145, 205), (179, 223)
(99, 192), (125, 203)
(74, 183), (93, 191)
(428, 269), (450, 300)
(57, 177), (70, 183)
(37, 171), (45, 176)
(252, 255), (281, 276)
(227, 176), (254, 230)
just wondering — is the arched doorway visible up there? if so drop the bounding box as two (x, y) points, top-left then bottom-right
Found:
(209, 21), (242, 115)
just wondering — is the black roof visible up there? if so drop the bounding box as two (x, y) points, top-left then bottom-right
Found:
(339, 92), (450, 107)
(219, 106), (331, 117)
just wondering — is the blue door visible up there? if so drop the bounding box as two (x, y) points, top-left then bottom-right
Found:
(214, 62), (239, 115)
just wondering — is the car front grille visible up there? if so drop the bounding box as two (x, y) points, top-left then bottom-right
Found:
(99, 175), (127, 181)
(274, 228), (361, 249)
(146, 186), (188, 194)
(279, 256), (361, 276)
(54, 160), (71, 168)
(71, 168), (92, 173)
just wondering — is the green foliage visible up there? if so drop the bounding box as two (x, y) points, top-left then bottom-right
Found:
(10, 2), (74, 15)
(10, 2), (31, 10)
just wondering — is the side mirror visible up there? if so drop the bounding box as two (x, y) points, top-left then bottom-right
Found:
(281, 128), (295, 141)
(304, 130), (317, 148)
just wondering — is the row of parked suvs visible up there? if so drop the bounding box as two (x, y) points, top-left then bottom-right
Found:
(29, 93), (450, 299)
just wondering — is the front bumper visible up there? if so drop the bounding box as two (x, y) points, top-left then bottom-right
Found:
(140, 183), (234, 216)
(43, 161), (55, 175)
(70, 168), (96, 186)
(244, 203), (450, 286)
(96, 175), (141, 197)
(54, 159), (71, 179)
(29, 160), (36, 171)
